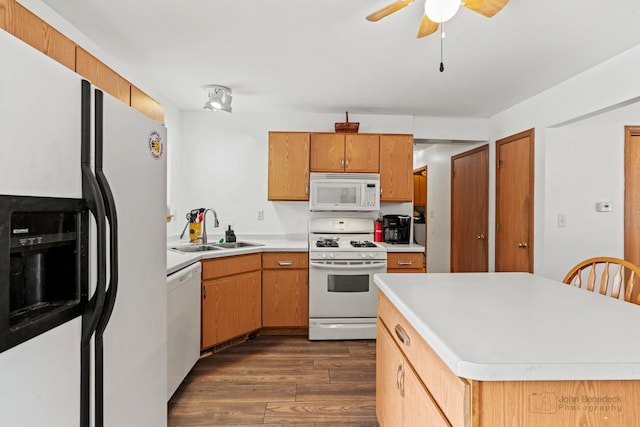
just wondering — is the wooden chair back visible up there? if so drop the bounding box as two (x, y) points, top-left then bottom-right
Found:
(562, 257), (640, 304)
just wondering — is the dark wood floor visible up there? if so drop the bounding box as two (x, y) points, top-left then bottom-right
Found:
(168, 335), (379, 426)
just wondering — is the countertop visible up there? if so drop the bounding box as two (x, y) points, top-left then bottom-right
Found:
(374, 272), (640, 381)
(379, 242), (424, 253)
(167, 236), (424, 275)
(166, 237), (308, 275)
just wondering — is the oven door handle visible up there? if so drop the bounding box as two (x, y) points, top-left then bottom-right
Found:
(309, 261), (387, 269)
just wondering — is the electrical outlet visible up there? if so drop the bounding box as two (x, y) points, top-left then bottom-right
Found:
(596, 202), (612, 212)
(257, 210), (264, 221)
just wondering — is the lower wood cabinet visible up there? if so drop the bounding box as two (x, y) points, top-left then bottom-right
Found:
(262, 252), (308, 328)
(378, 291), (469, 427)
(387, 252), (426, 273)
(201, 254), (262, 350)
(377, 319), (450, 427)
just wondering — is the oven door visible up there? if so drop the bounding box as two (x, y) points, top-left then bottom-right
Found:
(308, 259), (386, 317)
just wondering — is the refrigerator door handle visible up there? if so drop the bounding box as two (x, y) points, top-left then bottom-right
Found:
(80, 79), (108, 427)
(93, 88), (119, 427)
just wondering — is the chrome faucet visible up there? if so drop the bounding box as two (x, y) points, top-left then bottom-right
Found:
(201, 208), (219, 244)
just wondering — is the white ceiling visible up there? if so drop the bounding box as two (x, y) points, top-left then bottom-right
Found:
(41, 0), (640, 117)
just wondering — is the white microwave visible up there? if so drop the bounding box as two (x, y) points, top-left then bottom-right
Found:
(309, 173), (380, 211)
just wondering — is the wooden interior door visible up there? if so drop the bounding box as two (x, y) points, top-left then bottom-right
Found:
(495, 129), (534, 272)
(625, 126), (640, 301)
(450, 145), (489, 272)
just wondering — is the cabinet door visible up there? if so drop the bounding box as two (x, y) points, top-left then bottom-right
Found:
(387, 252), (425, 273)
(376, 320), (404, 427)
(310, 133), (345, 172)
(403, 363), (451, 427)
(201, 271), (261, 348)
(262, 269), (309, 327)
(268, 132), (310, 201)
(201, 280), (217, 350)
(380, 135), (413, 202)
(345, 134), (379, 172)
(413, 173), (426, 206)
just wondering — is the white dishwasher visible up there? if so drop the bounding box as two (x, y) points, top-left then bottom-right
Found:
(167, 261), (202, 400)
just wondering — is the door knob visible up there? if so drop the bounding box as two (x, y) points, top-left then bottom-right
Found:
(476, 234), (486, 240)
(517, 241), (528, 248)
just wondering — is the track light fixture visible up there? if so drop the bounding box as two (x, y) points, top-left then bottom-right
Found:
(203, 85), (232, 113)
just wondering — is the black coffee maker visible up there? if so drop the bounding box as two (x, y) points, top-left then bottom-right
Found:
(382, 215), (411, 244)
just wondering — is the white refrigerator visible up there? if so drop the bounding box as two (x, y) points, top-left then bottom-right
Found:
(0, 29), (167, 427)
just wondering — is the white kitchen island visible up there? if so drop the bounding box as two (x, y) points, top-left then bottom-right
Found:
(374, 272), (640, 427)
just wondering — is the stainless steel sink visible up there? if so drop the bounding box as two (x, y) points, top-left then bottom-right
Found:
(169, 244), (222, 253)
(211, 242), (264, 249)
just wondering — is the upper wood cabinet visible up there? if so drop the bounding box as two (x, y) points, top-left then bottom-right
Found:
(1, 0), (165, 122)
(380, 134), (413, 202)
(130, 85), (164, 123)
(310, 133), (379, 173)
(268, 132), (310, 201)
(76, 47), (131, 105)
(1, 0), (75, 71)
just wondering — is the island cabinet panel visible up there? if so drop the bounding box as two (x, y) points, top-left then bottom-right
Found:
(378, 291), (470, 427)
(201, 254), (262, 350)
(377, 319), (450, 427)
(380, 134), (413, 202)
(262, 252), (309, 328)
(387, 252), (425, 273)
(472, 380), (640, 427)
(268, 132), (311, 201)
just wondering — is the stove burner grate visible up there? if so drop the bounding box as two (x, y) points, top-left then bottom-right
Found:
(316, 239), (339, 248)
(350, 240), (377, 248)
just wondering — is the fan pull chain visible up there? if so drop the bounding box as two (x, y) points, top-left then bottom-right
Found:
(439, 22), (445, 72)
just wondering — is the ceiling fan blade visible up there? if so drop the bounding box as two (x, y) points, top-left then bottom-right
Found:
(366, 0), (414, 22)
(417, 15), (439, 38)
(463, 0), (510, 18)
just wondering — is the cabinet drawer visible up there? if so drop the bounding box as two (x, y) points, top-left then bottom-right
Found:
(387, 252), (425, 272)
(202, 253), (261, 280)
(262, 252), (309, 269)
(378, 291), (469, 427)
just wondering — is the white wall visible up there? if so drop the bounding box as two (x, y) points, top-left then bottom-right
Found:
(167, 112), (492, 241)
(543, 103), (640, 280)
(489, 44), (640, 280)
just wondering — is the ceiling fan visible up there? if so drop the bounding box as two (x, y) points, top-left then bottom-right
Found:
(366, 0), (510, 39)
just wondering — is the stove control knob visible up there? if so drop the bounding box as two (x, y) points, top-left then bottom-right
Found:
(321, 253), (327, 259)
(369, 253), (375, 258)
(330, 253), (335, 259)
(360, 253), (366, 259)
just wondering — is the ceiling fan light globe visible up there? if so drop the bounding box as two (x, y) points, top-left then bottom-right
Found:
(424, 0), (461, 23)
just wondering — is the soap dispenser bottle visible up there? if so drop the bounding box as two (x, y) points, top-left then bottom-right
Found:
(225, 225), (236, 243)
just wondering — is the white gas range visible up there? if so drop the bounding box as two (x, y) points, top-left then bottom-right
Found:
(308, 217), (387, 340)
